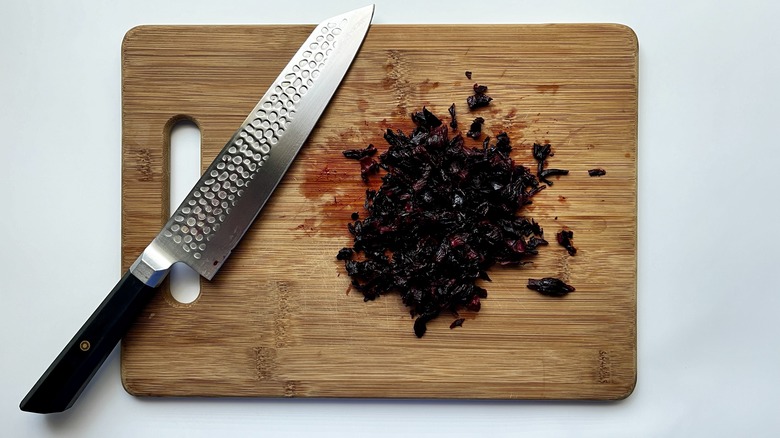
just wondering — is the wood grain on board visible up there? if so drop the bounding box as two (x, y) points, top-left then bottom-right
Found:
(120, 24), (637, 399)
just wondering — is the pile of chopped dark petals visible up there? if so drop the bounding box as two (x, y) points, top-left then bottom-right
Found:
(339, 107), (557, 337)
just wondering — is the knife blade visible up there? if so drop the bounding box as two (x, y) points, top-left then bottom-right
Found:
(20, 4), (374, 414)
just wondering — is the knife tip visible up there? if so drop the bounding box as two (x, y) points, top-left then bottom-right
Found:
(352, 4), (376, 19)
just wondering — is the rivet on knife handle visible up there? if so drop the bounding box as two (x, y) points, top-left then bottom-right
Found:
(20, 4), (375, 414)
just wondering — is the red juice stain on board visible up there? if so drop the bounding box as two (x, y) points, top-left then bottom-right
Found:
(419, 79), (440, 92)
(536, 84), (560, 94)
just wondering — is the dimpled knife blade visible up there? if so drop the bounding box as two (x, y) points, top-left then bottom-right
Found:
(20, 5), (374, 414)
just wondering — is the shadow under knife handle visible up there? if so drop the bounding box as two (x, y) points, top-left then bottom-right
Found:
(20, 271), (157, 414)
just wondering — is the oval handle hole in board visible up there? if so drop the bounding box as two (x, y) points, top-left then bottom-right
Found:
(169, 119), (202, 304)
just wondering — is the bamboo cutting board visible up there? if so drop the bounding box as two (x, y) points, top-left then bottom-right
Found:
(120, 24), (637, 399)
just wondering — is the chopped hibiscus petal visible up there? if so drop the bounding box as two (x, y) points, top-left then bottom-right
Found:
(556, 230), (577, 256)
(467, 93), (492, 110)
(466, 117), (485, 139)
(467, 83), (493, 109)
(359, 157), (379, 182)
(448, 103), (458, 130)
(527, 278), (576, 297)
(336, 247), (354, 260)
(342, 144), (377, 160)
(533, 143), (569, 185)
(473, 83), (489, 94)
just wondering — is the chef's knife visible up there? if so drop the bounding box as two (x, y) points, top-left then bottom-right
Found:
(20, 5), (374, 414)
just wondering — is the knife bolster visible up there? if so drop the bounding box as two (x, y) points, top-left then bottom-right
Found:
(129, 241), (176, 287)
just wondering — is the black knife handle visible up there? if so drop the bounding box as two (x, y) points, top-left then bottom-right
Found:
(20, 271), (157, 414)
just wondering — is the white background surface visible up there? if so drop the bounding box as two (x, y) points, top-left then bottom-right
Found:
(2, 0), (779, 436)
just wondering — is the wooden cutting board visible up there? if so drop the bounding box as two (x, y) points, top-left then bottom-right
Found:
(120, 24), (637, 399)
